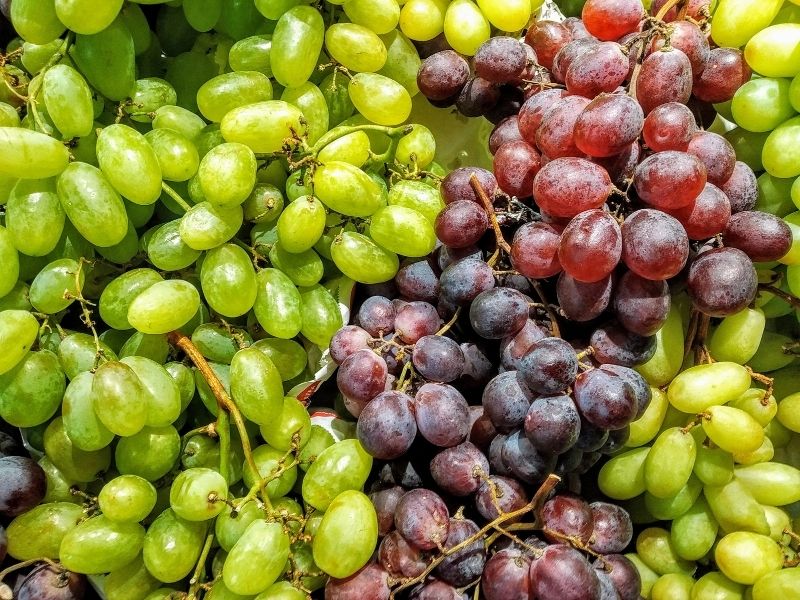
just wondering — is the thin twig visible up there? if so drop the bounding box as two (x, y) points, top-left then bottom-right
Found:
(529, 279), (561, 338)
(435, 307), (462, 336)
(759, 284), (800, 310)
(161, 182), (192, 212)
(469, 174), (510, 254)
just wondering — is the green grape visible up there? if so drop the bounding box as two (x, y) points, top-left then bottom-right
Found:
(94, 220), (138, 265)
(325, 23), (387, 73)
(725, 128), (769, 172)
(0, 65), (29, 111)
(691, 572), (744, 600)
(291, 541), (326, 591)
(229, 35), (273, 76)
(369, 205), (437, 257)
(62, 372), (115, 451)
(0, 127), (70, 179)
(763, 506), (791, 542)
(715, 532), (783, 585)
(200, 244), (257, 317)
(443, 0), (490, 55)
(96, 124), (163, 206)
(765, 419), (792, 448)
(29, 257), (84, 315)
(625, 553), (659, 598)
(121, 356), (181, 427)
(477, 0), (531, 31)
(0, 349), (64, 427)
(229, 347), (284, 426)
(320, 73), (355, 127)
(752, 569), (800, 599)
(56, 162), (129, 247)
(387, 179), (444, 224)
(197, 72), (273, 124)
(636, 527), (695, 576)
(165, 362), (195, 411)
(224, 520), (290, 596)
(778, 392), (800, 432)
(710, 0), (783, 49)
(215, 499), (263, 553)
(344, 0), (400, 34)
(708, 308), (765, 364)
(92, 360), (148, 437)
(313, 161), (386, 217)
(670, 496), (718, 561)
(254, 581), (306, 600)
(316, 130), (370, 167)
(349, 73), (412, 126)
(220, 100), (304, 154)
(182, 0), (223, 32)
(731, 78), (797, 133)
(732, 435), (774, 465)
(143, 508), (207, 583)
(41, 64), (94, 139)
(44, 417), (111, 482)
(651, 573), (694, 600)
(198, 142), (257, 206)
(0, 102), (19, 128)
(116, 425), (181, 482)
(127, 280), (201, 334)
(644, 475), (703, 521)
(242, 444), (298, 498)
(143, 129), (200, 183)
(181, 434), (244, 486)
(70, 16), (136, 101)
(763, 116), (800, 178)
(268, 243), (324, 287)
(399, 0), (446, 41)
(5, 502), (83, 560)
(704, 478), (770, 535)
(260, 396), (311, 451)
(99, 268), (163, 331)
(194, 362), (231, 416)
(153, 105), (207, 141)
(729, 388), (777, 427)
(179, 202), (243, 250)
(667, 362), (751, 413)
(10, 0), (65, 44)
(253, 268), (303, 339)
(204, 580), (249, 600)
(301, 438), (372, 510)
(313, 489), (377, 578)
(119, 332), (170, 363)
(792, 73), (800, 114)
(271, 6), (324, 88)
(251, 338), (307, 381)
(735, 462), (800, 506)
(104, 555), (160, 600)
(0, 226), (19, 300)
(281, 82), (328, 144)
(242, 183), (284, 224)
(191, 323), (246, 364)
(298, 283), (343, 347)
(254, 0), (298, 19)
(0, 282), (32, 312)
(276, 196), (326, 254)
(169, 467), (228, 521)
(297, 425), (335, 472)
(39, 456), (83, 504)
(120, 2), (152, 56)
(627, 387), (668, 448)
(331, 231), (399, 284)
(702, 405), (764, 454)
(749, 331), (797, 372)
(745, 24), (800, 79)
(644, 427), (697, 499)
(57, 332), (117, 379)
(598, 447), (649, 500)
(396, 125), (436, 169)
(165, 51), (217, 115)
(634, 306), (682, 384)
(55, 0), (123, 34)
(215, 0), (263, 39)
(99, 475), (157, 523)
(756, 172), (796, 217)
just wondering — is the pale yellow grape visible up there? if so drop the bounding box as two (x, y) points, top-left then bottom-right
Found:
(127, 280), (200, 335)
(444, 0), (490, 56)
(349, 73), (412, 126)
(197, 72), (273, 123)
(476, 0), (531, 32)
(710, 0), (783, 49)
(0, 128), (70, 179)
(317, 131), (371, 167)
(399, 0), (447, 41)
(197, 143), (257, 206)
(714, 532), (784, 585)
(777, 392), (800, 432)
(0, 310), (38, 375)
(701, 405), (764, 454)
(753, 570), (800, 600)
(281, 83), (329, 145)
(745, 24), (800, 79)
(735, 462), (800, 506)
(708, 307), (765, 364)
(627, 387), (668, 448)
(344, 0), (400, 34)
(325, 24), (388, 73)
(377, 30), (422, 96)
(220, 101), (304, 154)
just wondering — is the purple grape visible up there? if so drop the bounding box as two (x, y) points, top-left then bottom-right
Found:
(16, 564), (86, 600)
(395, 488), (450, 550)
(430, 442), (490, 496)
(325, 563), (391, 600)
(469, 287), (529, 339)
(524, 395), (581, 455)
(337, 349), (388, 403)
(540, 494), (594, 544)
(482, 372), (535, 433)
(588, 502), (633, 554)
(435, 518), (485, 586)
(600, 364), (651, 419)
(357, 391), (417, 459)
(590, 322), (657, 367)
(396, 260), (441, 303)
(475, 475), (529, 521)
(378, 531), (427, 578)
(481, 549), (533, 600)
(395, 301), (442, 343)
(573, 368), (637, 430)
(518, 337), (579, 394)
(501, 430), (557, 484)
(0, 456), (46, 517)
(412, 335), (465, 383)
(357, 296), (396, 336)
(439, 258), (495, 306)
(500, 319), (549, 371)
(596, 554), (641, 600)
(330, 325), (372, 364)
(370, 486), (405, 536)
(414, 383), (470, 448)
(529, 545), (602, 600)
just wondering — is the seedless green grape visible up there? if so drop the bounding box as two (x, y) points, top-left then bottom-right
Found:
(330, 231), (399, 284)
(229, 35), (273, 77)
(62, 371), (115, 452)
(744, 24), (800, 79)
(98, 474), (157, 523)
(220, 100), (304, 154)
(143, 508), (207, 583)
(127, 280), (201, 334)
(169, 467), (228, 521)
(313, 161), (386, 217)
(0, 349), (64, 428)
(312, 490), (377, 578)
(179, 202), (243, 251)
(5, 502), (83, 560)
(42, 64), (94, 139)
(399, 0), (447, 41)
(253, 268), (303, 340)
(197, 71), (273, 123)
(271, 6), (324, 87)
(200, 244), (258, 317)
(229, 347), (284, 426)
(0, 127), (70, 179)
(69, 16), (136, 101)
(325, 23), (388, 73)
(144, 129), (200, 182)
(6, 178), (66, 257)
(349, 73), (412, 126)
(223, 520), (290, 596)
(443, 0), (490, 56)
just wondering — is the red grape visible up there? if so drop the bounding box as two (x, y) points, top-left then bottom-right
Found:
(493, 140), (542, 198)
(642, 101), (697, 152)
(693, 47), (751, 104)
(573, 366), (637, 429)
(414, 383), (470, 447)
(723, 211), (793, 262)
(482, 371), (535, 432)
(430, 442), (489, 496)
(613, 270), (670, 337)
(394, 301), (442, 343)
(417, 51), (470, 101)
(633, 151), (706, 210)
(357, 296), (396, 337)
(337, 349), (388, 403)
(597, 554), (641, 600)
(590, 322), (657, 367)
(439, 258), (495, 306)
(396, 260), (440, 303)
(435, 200), (489, 248)
(525, 20), (573, 71)
(501, 430), (558, 484)
(456, 77), (500, 117)
(552, 39), (598, 84)
(533, 158), (613, 218)
(518, 88), (569, 144)
(650, 21), (709, 77)
(510, 222), (563, 279)
(395, 488), (450, 550)
(582, 0), (645, 41)
(519, 337), (579, 395)
(665, 182), (731, 240)
(15, 564), (86, 600)
(370, 486), (405, 536)
(475, 37), (528, 84)
(719, 161), (758, 214)
(524, 395), (582, 455)
(357, 390), (417, 459)
(378, 531), (427, 578)
(482, 549), (533, 600)
(574, 94), (644, 157)
(469, 287), (529, 339)
(536, 95), (591, 158)
(635, 48), (692, 114)
(412, 335), (465, 383)
(435, 518), (485, 586)
(540, 494), (594, 544)
(566, 42), (629, 98)
(501, 319), (549, 371)
(529, 544), (602, 600)
(475, 475), (529, 521)
(441, 167), (497, 205)
(489, 116), (523, 155)
(687, 131), (736, 186)
(0, 456), (46, 517)
(587, 502), (633, 554)
(557, 272), (614, 322)
(325, 563), (391, 600)
(558, 209), (622, 283)
(687, 247), (758, 317)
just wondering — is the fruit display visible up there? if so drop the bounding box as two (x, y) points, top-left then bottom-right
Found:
(0, 0), (799, 599)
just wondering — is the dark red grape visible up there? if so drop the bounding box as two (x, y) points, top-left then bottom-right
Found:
(719, 161), (758, 214)
(559, 209), (622, 283)
(540, 494), (594, 544)
(534, 158), (613, 218)
(687, 247), (758, 317)
(600, 364), (651, 418)
(489, 117), (524, 155)
(566, 42), (629, 98)
(526, 20), (573, 71)
(666, 182), (731, 241)
(518, 89), (569, 144)
(686, 131), (736, 187)
(370, 486), (405, 536)
(357, 296), (396, 337)
(552, 38), (598, 83)
(621, 209), (689, 280)
(651, 21), (709, 77)
(642, 101), (697, 152)
(435, 518), (485, 586)
(409, 580), (466, 600)
(510, 222), (563, 280)
(494, 140), (542, 198)
(436, 245), (483, 272)
(439, 258), (495, 306)
(394, 301), (442, 343)
(435, 200), (489, 249)
(563, 17), (596, 40)
(500, 319), (549, 371)
(590, 322), (657, 367)
(395, 488), (450, 550)
(519, 337), (579, 395)
(536, 95), (591, 159)
(456, 77), (501, 117)
(357, 391), (417, 459)
(582, 0), (645, 41)
(486, 85), (525, 125)
(633, 151), (706, 210)
(482, 372), (535, 432)
(337, 349), (388, 403)
(412, 335), (465, 383)
(723, 211), (793, 263)
(0, 456), (46, 517)
(475, 37), (528, 84)
(441, 167), (497, 205)
(378, 531), (426, 579)
(460, 343), (494, 392)
(597, 554), (641, 600)
(414, 383), (470, 448)
(501, 430), (558, 484)
(693, 47), (751, 104)
(475, 475), (529, 521)
(557, 272), (614, 322)
(524, 395), (581, 455)
(574, 94), (644, 158)
(468, 405), (497, 450)
(574, 363), (637, 429)
(469, 287), (529, 339)
(396, 259), (440, 303)
(613, 270), (670, 337)
(588, 502), (633, 554)
(482, 549), (533, 600)
(488, 433), (512, 476)
(430, 442), (489, 496)
(592, 142), (640, 187)
(417, 51), (470, 101)
(15, 564), (86, 600)
(325, 563), (391, 600)
(635, 48), (692, 114)
(576, 419), (610, 452)
(529, 544), (602, 600)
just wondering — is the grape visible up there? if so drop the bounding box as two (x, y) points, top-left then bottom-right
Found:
(552, 38), (597, 84)
(396, 260), (440, 303)
(557, 273), (613, 322)
(524, 395), (581, 455)
(566, 42), (629, 98)
(651, 21), (709, 78)
(370, 486), (405, 536)
(417, 51), (470, 101)
(395, 301), (442, 343)
(636, 48), (693, 115)
(0, 456), (46, 518)
(510, 222), (563, 279)
(558, 209), (622, 283)
(15, 563), (86, 600)
(356, 390), (417, 459)
(473, 37), (528, 85)
(441, 167), (498, 205)
(489, 117), (523, 155)
(469, 287), (529, 339)
(337, 349), (388, 403)
(493, 140), (541, 198)
(693, 48), (752, 104)
(613, 271), (670, 337)
(378, 530), (427, 578)
(519, 337), (579, 395)
(581, 0), (644, 41)
(540, 495), (594, 544)
(482, 371), (534, 432)
(588, 502), (633, 554)
(535, 95), (590, 159)
(435, 200), (489, 248)
(634, 151), (706, 210)
(621, 209), (689, 280)
(529, 544), (601, 600)
(430, 442), (489, 496)
(534, 158), (613, 218)
(474, 475), (529, 521)
(666, 183), (732, 241)
(642, 102), (697, 152)
(575, 94), (643, 158)
(410, 580), (466, 600)
(574, 365), (637, 429)
(440, 258), (495, 306)
(590, 322), (657, 367)
(598, 554), (641, 600)
(395, 488), (450, 550)
(687, 131), (736, 187)
(723, 211), (793, 263)
(687, 247), (758, 317)
(652, 0), (710, 21)
(414, 383), (470, 447)
(525, 20), (573, 71)
(482, 548), (532, 600)
(500, 319), (549, 371)
(436, 518), (485, 586)
(518, 89), (568, 143)
(501, 430), (557, 484)
(357, 296), (396, 337)
(456, 77), (501, 117)
(412, 335), (465, 383)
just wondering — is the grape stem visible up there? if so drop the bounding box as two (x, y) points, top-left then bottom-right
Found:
(529, 279), (562, 338)
(389, 474), (560, 598)
(161, 182), (192, 213)
(309, 123), (414, 156)
(0, 558), (61, 584)
(435, 307), (462, 337)
(469, 173), (511, 254)
(65, 257), (105, 370)
(758, 284), (800, 310)
(166, 331), (271, 510)
(186, 532), (215, 598)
